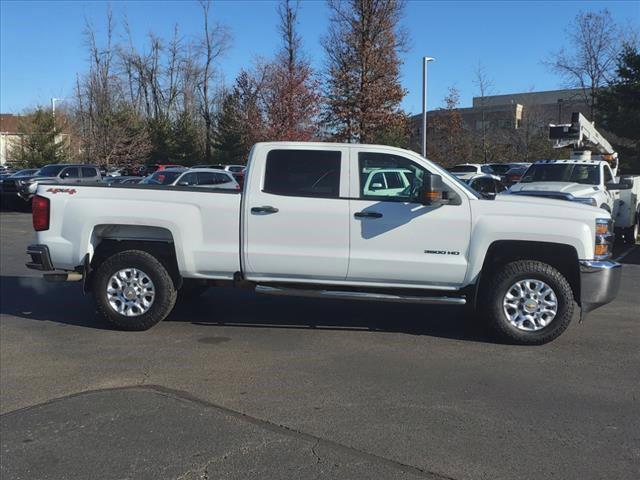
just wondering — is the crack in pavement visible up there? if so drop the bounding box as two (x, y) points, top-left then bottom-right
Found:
(1, 384), (456, 480)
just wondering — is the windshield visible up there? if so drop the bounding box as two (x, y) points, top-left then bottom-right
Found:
(521, 163), (600, 185)
(37, 165), (65, 177)
(489, 164), (511, 175)
(449, 165), (477, 173)
(140, 171), (183, 185)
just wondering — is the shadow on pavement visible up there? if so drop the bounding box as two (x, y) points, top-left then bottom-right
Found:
(615, 244), (640, 265)
(0, 275), (490, 343)
(0, 275), (112, 329)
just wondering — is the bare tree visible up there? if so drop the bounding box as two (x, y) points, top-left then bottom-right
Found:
(262, 0), (320, 140)
(545, 9), (621, 119)
(473, 63), (493, 163)
(197, 0), (231, 161)
(428, 86), (472, 166)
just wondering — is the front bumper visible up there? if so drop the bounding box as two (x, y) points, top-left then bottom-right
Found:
(579, 260), (622, 318)
(26, 244), (55, 271)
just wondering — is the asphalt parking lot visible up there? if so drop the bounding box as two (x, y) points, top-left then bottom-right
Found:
(1, 210), (639, 480)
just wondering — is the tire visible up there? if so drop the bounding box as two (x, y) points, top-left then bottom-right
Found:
(481, 260), (574, 345)
(93, 250), (177, 331)
(177, 279), (209, 303)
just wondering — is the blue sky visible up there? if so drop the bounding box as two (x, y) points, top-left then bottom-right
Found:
(1, 0), (638, 115)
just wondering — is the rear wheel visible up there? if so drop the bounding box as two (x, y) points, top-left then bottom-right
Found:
(93, 250), (177, 331)
(482, 260), (574, 345)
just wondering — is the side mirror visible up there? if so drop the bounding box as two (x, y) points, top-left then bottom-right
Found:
(419, 174), (445, 206)
(370, 182), (383, 190)
(606, 180), (632, 191)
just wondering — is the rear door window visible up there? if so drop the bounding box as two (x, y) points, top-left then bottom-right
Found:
(263, 149), (341, 198)
(81, 167), (98, 178)
(61, 167), (79, 179)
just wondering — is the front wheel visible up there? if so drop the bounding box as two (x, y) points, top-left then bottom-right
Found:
(93, 250), (177, 331)
(481, 260), (575, 345)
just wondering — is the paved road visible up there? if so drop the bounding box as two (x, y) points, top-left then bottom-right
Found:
(1, 211), (639, 479)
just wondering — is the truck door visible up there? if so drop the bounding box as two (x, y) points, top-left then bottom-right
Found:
(244, 147), (350, 282)
(59, 167), (81, 184)
(347, 148), (471, 287)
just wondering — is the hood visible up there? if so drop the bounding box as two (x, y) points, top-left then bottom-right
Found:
(14, 175), (58, 183)
(510, 181), (599, 197)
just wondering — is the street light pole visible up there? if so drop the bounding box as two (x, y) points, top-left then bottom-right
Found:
(421, 56), (435, 158)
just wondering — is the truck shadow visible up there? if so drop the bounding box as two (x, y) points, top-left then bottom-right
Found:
(0, 275), (490, 342)
(178, 289), (490, 343)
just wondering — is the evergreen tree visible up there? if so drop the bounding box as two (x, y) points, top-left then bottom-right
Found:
(11, 107), (69, 167)
(596, 42), (640, 171)
(171, 110), (203, 165)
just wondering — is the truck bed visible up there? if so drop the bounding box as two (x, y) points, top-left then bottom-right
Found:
(37, 183), (242, 278)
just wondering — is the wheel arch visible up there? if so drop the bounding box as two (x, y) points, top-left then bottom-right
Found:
(85, 225), (182, 292)
(472, 240), (580, 309)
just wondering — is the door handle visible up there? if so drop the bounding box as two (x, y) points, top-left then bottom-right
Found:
(251, 206), (279, 214)
(354, 211), (383, 219)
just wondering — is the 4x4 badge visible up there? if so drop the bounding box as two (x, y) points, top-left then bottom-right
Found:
(46, 188), (77, 195)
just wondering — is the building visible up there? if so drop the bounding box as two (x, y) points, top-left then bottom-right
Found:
(0, 114), (21, 166)
(412, 88), (592, 139)
(0, 113), (71, 166)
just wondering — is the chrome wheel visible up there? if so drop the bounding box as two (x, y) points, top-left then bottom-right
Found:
(502, 279), (558, 332)
(106, 268), (155, 317)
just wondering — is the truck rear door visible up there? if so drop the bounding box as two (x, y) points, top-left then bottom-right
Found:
(243, 146), (350, 282)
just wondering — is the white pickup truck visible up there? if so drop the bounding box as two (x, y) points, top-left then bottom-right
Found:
(26, 142), (622, 345)
(509, 159), (639, 244)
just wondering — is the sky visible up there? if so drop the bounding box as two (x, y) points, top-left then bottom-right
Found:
(1, 0), (639, 115)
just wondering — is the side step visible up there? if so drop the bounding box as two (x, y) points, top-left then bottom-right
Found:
(255, 285), (466, 305)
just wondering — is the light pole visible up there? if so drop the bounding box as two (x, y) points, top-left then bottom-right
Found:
(51, 97), (66, 118)
(421, 56), (435, 158)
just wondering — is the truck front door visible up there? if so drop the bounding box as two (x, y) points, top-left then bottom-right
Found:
(244, 147), (350, 282)
(347, 148), (471, 288)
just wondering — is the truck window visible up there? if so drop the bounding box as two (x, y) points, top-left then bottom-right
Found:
(81, 167), (98, 178)
(603, 166), (613, 185)
(359, 152), (424, 201)
(263, 150), (341, 198)
(61, 167), (79, 178)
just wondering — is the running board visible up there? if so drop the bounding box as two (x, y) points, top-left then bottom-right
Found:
(255, 285), (466, 305)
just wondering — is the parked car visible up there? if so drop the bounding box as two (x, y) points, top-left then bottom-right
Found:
(104, 176), (143, 185)
(362, 168), (414, 197)
(172, 168), (240, 190)
(448, 163), (496, 180)
(142, 164), (185, 176)
(194, 164), (246, 173)
(487, 162), (531, 182)
(139, 168), (188, 185)
(465, 174), (507, 198)
(504, 165), (530, 186)
(27, 142), (621, 345)
(3, 164), (102, 203)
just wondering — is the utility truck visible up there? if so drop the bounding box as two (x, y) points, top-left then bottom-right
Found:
(26, 142), (622, 345)
(510, 112), (640, 243)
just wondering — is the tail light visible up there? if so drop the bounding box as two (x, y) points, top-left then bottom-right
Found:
(32, 195), (50, 231)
